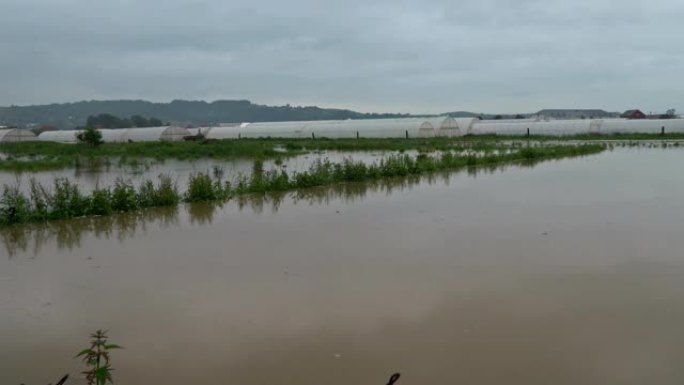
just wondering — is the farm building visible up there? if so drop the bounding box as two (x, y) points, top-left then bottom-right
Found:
(0, 128), (37, 142)
(621, 110), (646, 119)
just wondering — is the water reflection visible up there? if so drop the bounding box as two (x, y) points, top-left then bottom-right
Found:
(2, 206), (179, 258)
(187, 202), (220, 225)
(0, 157), (585, 259)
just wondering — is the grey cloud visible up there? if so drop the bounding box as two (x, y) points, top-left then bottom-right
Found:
(1, 0), (683, 113)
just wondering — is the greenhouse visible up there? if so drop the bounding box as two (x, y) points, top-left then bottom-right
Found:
(202, 123), (248, 140)
(472, 119), (596, 136)
(38, 126), (191, 143)
(419, 121), (436, 137)
(237, 121), (316, 139)
(121, 126), (191, 142)
(301, 120), (360, 139)
(204, 118), (443, 139)
(600, 119), (684, 134)
(318, 118), (432, 138)
(467, 118), (684, 136)
(0, 129), (37, 142)
(532, 120), (595, 136)
(38, 130), (80, 143)
(99, 129), (128, 143)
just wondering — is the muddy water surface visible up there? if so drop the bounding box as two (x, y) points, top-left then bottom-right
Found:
(0, 150), (423, 194)
(3, 148), (684, 384)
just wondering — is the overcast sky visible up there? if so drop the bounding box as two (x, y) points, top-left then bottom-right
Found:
(1, 0), (683, 113)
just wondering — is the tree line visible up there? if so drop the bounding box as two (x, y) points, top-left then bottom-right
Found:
(0, 99), (411, 129)
(85, 113), (165, 129)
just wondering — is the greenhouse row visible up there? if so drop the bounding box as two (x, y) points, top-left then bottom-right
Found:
(37, 126), (190, 143)
(201, 117), (475, 139)
(200, 117), (684, 139)
(4, 117), (684, 144)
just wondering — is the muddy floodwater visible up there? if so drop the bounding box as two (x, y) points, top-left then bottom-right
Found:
(0, 150), (428, 194)
(4, 148), (684, 384)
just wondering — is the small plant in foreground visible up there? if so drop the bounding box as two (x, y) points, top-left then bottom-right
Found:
(75, 330), (122, 385)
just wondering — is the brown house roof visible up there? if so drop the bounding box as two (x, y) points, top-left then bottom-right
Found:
(621, 109), (646, 119)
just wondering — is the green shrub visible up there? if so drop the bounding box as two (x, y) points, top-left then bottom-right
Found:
(111, 179), (137, 212)
(28, 178), (49, 221)
(0, 185), (31, 225)
(76, 125), (104, 147)
(52, 178), (90, 219)
(154, 175), (180, 206)
(185, 172), (228, 202)
(90, 187), (113, 216)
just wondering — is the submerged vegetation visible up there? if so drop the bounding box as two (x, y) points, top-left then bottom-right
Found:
(0, 132), (672, 171)
(0, 139), (300, 171)
(0, 144), (604, 227)
(0, 175), (180, 226)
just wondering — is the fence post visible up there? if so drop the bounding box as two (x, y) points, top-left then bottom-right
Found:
(662, 126), (665, 135)
(312, 132), (315, 139)
(356, 131), (359, 139)
(526, 128), (530, 137)
(405, 130), (409, 139)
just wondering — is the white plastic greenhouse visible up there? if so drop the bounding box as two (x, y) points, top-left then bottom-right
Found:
(120, 126), (190, 142)
(38, 126), (191, 143)
(32, 117), (684, 143)
(599, 119), (684, 134)
(473, 119), (603, 136)
(204, 118), (443, 139)
(196, 117), (684, 140)
(38, 130), (80, 143)
(99, 129), (128, 143)
(0, 129), (37, 142)
(471, 118), (684, 136)
(313, 118), (427, 138)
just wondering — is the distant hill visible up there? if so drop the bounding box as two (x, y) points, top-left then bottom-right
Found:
(535, 109), (620, 119)
(444, 111), (532, 120)
(443, 111), (482, 118)
(0, 99), (622, 129)
(0, 100), (411, 129)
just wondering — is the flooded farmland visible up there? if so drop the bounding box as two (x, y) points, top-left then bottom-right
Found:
(3, 147), (684, 384)
(0, 150), (413, 194)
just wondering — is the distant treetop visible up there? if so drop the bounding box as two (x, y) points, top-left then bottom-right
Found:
(86, 113), (164, 128)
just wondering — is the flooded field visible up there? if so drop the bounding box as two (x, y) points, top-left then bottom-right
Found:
(0, 150), (426, 194)
(3, 147), (684, 384)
